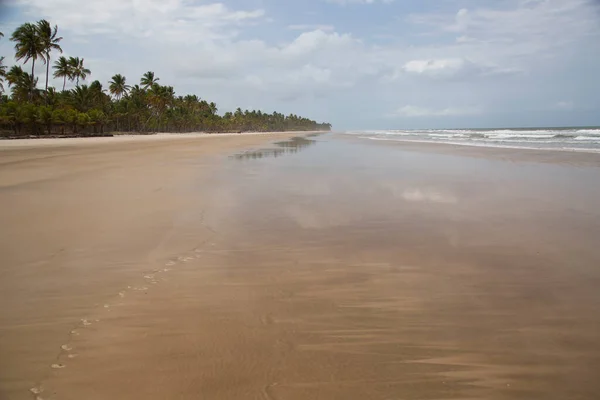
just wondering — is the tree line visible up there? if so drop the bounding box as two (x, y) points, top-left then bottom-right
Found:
(0, 20), (332, 137)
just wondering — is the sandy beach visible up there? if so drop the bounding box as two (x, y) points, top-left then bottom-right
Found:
(1, 133), (600, 400)
(0, 132), (305, 399)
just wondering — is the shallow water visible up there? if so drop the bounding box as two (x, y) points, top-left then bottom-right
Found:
(231, 135), (318, 160)
(190, 133), (600, 399)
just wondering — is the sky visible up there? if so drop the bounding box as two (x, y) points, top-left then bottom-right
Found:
(0, 0), (599, 129)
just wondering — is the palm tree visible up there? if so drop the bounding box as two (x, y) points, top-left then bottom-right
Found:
(11, 22), (44, 99)
(7, 66), (39, 103)
(37, 20), (63, 97)
(0, 57), (7, 94)
(108, 74), (130, 100)
(140, 71), (159, 89)
(45, 87), (58, 107)
(129, 84), (145, 98)
(6, 65), (24, 88)
(70, 84), (93, 112)
(68, 57), (90, 86)
(89, 80), (110, 110)
(146, 84), (176, 131)
(89, 80), (103, 93)
(53, 56), (71, 91)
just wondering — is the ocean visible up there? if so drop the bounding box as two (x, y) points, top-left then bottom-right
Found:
(347, 127), (600, 152)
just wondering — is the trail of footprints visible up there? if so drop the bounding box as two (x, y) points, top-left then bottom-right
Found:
(30, 245), (210, 399)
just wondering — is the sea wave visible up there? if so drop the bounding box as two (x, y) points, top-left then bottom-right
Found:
(359, 136), (600, 153)
(429, 133), (468, 138)
(485, 133), (556, 139)
(574, 136), (600, 141)
(348, 129), (600, 141)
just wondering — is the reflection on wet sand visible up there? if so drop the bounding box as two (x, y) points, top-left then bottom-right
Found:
(7, 135), (600, 400)
(232, 135), (317, 160)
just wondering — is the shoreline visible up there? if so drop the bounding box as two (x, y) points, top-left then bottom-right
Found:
(338, 133), (600, 167)
(0, 131), (328, 149)
(359, 136), (600, 154)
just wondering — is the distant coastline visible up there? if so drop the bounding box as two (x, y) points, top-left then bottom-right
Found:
(0, 129), (331, 141)
(0, 131), (328, 149)
(0, 19), (332, 138)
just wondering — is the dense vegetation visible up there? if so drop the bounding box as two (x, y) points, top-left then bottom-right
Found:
(0, 20), (332, 137)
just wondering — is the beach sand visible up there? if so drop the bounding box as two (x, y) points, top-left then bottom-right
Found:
(1, 133), (600, 399)
(0, 132), (305, 399)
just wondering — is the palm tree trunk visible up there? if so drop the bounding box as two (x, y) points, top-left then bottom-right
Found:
(45, 54), (50, 103)
(30, 58), (36, 100)
(63, 76), (66, 91)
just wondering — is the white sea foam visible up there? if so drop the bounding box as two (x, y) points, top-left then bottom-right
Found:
(350, 128), (600, 152)
(574, 136), (600, 141)
(487, 133), (556, 139)
(359, 136), (600, 153)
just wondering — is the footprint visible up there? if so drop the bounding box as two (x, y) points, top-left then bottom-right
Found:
(51, 364), (66, 369)
(163, 268), (171, 272)
(119, 292), (125, 298)
(30, 387), (43, 395)
(71, 330), (79, 336)
(67, 354), (78, 359)
(104, 304), (110, 309)
(166, 261), (176, 266)
(260, 314), (275, 325)
(144, 275), (155, 280)
(81, 319), (92, 326)
(61, 344), (72, 351)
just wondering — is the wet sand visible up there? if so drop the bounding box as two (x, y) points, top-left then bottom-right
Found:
(2, 133), (600, 399)
(0, 132), (304, 399)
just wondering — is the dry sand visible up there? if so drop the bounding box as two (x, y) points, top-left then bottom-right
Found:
(2, 132), (600, 400)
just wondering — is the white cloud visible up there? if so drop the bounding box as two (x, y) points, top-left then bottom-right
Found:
(288, 24), (335, 32)
(326, 0), (393, 4)
(5, 0), (363, 100)
(13, 0), (265, 41)
(397, 58), (520, 80)
(391, 105), (482, 118)
(408, 0), (599, 56)
(281, 30), (358, 58)
(404, 58), (466, 75)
